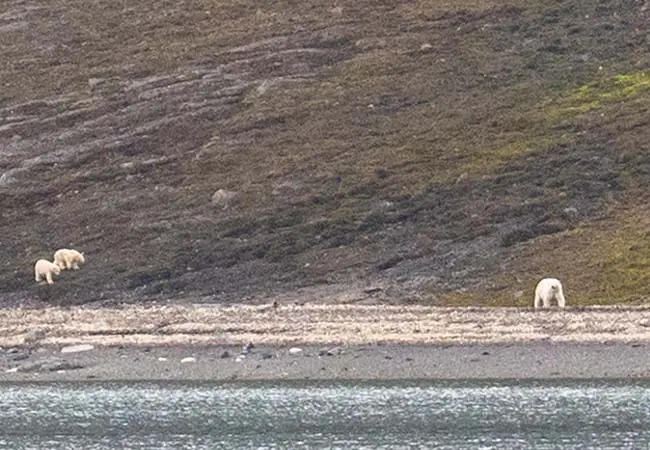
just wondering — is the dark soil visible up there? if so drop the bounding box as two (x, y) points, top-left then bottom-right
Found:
(1, 0), (650, 306)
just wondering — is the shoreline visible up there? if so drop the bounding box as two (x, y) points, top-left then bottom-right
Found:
(2, 304), (650, 382)
(2, 342), (650, 382)
(3, 303), (650, 347)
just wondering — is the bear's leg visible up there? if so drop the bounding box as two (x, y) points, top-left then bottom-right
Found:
(35, 273), (41, 283)
(72, 262), (79, 270)
(46, 272), (54, 284)
(543, 296), (551, 308)
(556, 292), (566, 308)
(534, 294), (543, 308)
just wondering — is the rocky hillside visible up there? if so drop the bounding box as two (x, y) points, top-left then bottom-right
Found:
(1, 0), (650, 306)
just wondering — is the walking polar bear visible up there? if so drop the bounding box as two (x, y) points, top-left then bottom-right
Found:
(54, 248), (85, 270)
(34, 259), (61, 285)
(534, 278), (567, 308)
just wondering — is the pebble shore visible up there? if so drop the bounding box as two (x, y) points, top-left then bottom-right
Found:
(2, 304), (650, 381)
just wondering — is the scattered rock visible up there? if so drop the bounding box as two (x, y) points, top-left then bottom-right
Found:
(563, 206), (579, 217)
(0, 171), (17, 186)
(242, 342), (255, 354)
(88, 77), (107, 88)
(319, 346), (344, 357)
(23, 328), (46, 346)
(271, 181), (302, 196)
(220, 350), (231, 359)
(261, 352), (274, 360)
(288, 347), (303, 356)
(13, 358), (84, 373)
(61, 344), (95, 354)
(158, 357), (168, 361)
(10, 352), (30, 362)
(363, 287), (383, 294)
(40, 359), (84, 372)
(211, 189), (238, 209)
(180, 357), (196, 363)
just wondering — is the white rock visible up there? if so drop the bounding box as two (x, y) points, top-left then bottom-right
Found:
(211, 189), (238, 208)
(158, 357), (168, 361)
(5, 367), (18, 373)
(60, 344), (94, 354)
(288, 347), (303, 356)
(88, 77), (107, 88)
(180, 357), (196, 363)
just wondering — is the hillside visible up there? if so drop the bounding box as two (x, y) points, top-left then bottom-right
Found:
(1, 0), (650, 306)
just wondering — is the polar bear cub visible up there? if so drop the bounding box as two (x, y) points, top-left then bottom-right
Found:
(53, 248), (85, 270)
(534, 278), (566, 308)
(35, 259), (61, 285)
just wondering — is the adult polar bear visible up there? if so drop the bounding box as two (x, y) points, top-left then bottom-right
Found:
(54, 248), (85, 270)
(534, 278), (567, 308)
(34, 259), (61, 284)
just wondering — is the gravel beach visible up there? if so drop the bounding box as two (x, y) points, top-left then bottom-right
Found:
(2, 304), (650, 381)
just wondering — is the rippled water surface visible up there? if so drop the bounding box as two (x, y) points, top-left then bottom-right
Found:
(1, 379), (650, 449)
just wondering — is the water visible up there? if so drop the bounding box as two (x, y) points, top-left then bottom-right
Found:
(0, 379), (649, 449)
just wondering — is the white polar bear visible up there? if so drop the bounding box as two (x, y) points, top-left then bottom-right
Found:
(53, 248), (85, 270)
(34, 259), (61, 285)
(534, 278), (567, 308)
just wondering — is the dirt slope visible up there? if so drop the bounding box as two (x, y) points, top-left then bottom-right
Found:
(1, 0), (650, 306)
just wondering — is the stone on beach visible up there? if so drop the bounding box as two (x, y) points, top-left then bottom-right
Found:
(181, 357), (196, 363)
(11, 357), (84, 373)
(288, 347), (303, 356)
(23, 329), (46, 346)
(319, 346), (344, 357)
(61, 344), (95, 354)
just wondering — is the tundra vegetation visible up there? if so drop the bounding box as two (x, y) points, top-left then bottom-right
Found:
(0, 0), (649, 307)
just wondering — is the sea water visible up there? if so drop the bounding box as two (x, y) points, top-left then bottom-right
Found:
(0, 379), (649, 449)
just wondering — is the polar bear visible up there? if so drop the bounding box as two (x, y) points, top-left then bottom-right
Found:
(34, 259), (61, 285)
(534, 278), (566, 308)
(53, 248), (85, 270)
